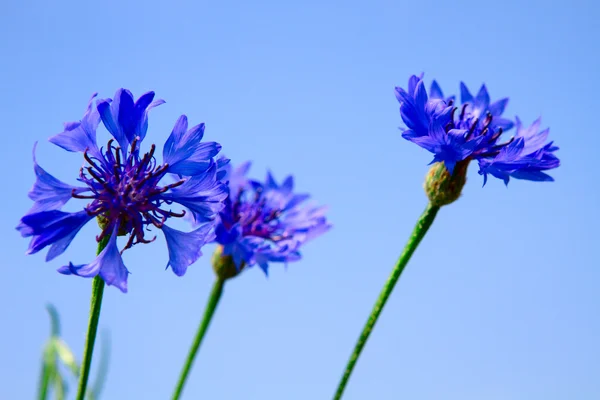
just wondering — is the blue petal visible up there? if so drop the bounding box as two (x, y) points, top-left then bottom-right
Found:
(430, 80), (444, 99)
(58, 230), (129, 293)
(162, 223), (215, 276)
(280, 176), (294, 194)
(414, 81), (428, 109)
(265, 171), (278, 189)
(460, 82), (473, 103)
(492, 117), (515, 131)
(222, 235), (268, 269)
(45, 228), (84, 262)
(222, 241), (252, 269)
(223, 160), (251, 192)
(19, 210), (93, 259)
(400, 129), (420, 139)
(502, 137), (525, 160)
(49, 93), (102, 158)
(97, 238), (130, 293)
(163, 116), (221, 176)
(474, 84), (490, 109)
(116, 89), (136, 143)
(442, 159), (456, 174)
(394, 87), (407, 103)
(516, 117), (551, 155)
(407, 73), (423, 95)
(58, 239), (127, 288)
(167, 142), (221, 176)
(57, 262), (93, 277)
(436, 101), (454, 118)
(399, 99), (429, 137)
(488, 98), (509, 116)
(28, 143), (87, 213)
(510, 169), (555, 182)
(122, 90), (161, 143)
(98, 94), (128, 150)
(253, 242), (303, 275)
(57, 263), (78, 275)
(429, 120), (446, 144)
(402, 132), (438, 153)
(160, 162), (228, 224)
(257, 261), (270, 276)
(16, 220), (34, 237)
(217, 156), (232, 170)
(482, 165), (511, 185)
(216, 156), (232, 181)
(280, 205), (330, 243)
(163, 115), (188, 159)
(138, 99), (165, 142)
(215, 223), (243, 247)
(283, 193), (310, 211)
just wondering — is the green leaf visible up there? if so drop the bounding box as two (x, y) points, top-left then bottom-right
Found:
(38, 304), (112, 400)
(53, 338), (79, 376)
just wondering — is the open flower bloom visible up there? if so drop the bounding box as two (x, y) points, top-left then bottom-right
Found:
(395, 74), (560, 185)
(17, 89), (228, 292)
(213, 162), (330, 275)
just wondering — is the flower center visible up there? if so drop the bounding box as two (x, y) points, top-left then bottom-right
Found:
(223, 189), (288, 242)
(444, 103), (513, 158)
(72, 138), (186, 250)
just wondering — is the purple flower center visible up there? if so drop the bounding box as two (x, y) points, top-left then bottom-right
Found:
(445, 104), (513, 158)
(224, 189), (287, 242)
(74, 137), (186, 250)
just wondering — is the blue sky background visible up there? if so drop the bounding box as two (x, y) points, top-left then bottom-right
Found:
(1, 0), (598, 399)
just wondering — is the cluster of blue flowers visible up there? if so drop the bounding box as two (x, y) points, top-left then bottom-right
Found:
(17, 75), (560, 293)
(395, 74), (560, 184)
(17, 89), (330, 292)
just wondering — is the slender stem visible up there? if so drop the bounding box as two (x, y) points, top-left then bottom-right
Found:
(37, 359), (52, 400)
(172, 279), (225, 400)
(75, 237), (110, 400)
(90, 330), (112, 400)
(333, 203), (440, 400)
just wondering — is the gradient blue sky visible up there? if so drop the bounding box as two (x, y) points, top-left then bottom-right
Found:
(1, 0), (598, 399)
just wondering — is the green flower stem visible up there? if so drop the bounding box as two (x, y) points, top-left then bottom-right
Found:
(172, 279), (225, 400)
(333, 203), (440, 400)
(37, 358), (52, 400)
(75, 237), (109, 400)
(89, 331), (112, 400)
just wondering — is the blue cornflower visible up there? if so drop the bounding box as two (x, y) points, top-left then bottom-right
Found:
(395, 74), (560, 185)
(17, 89), (228, 292)
(212, 162), (330, 276)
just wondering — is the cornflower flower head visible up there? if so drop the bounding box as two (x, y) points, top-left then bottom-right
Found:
(17, 89), (228, 292)
(211, 162), (330, 279)
(394, 74), (560, 192)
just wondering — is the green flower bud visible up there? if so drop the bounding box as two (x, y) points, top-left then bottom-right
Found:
(424, 160), (470, 207)
(212, 245), (245, 281)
